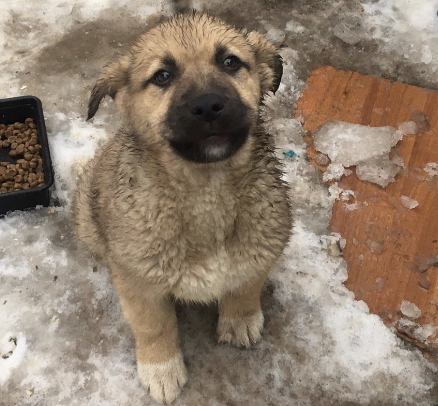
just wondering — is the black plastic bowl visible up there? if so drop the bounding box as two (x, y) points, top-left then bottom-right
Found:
(0, 96), (54, 216)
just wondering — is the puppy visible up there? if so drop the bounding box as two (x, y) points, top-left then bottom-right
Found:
(72, 12), (291, 404)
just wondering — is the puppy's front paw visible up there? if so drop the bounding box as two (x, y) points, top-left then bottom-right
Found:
(217, 311), (264, 348)
(138, 354), (188, 404)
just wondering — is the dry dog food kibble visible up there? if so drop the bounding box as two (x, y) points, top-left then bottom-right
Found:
(0, 118), (45, 194)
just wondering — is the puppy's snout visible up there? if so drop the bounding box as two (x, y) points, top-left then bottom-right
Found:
(190, 94), (225, 122)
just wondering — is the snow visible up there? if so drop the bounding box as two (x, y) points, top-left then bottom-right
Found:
(361, 0), (438, 85)
(1, 0), (438, 405)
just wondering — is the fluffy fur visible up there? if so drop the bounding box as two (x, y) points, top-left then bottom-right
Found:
(72, 13), (291, 404)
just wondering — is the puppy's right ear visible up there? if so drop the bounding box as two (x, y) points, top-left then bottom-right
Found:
(87, 55), (130, 120)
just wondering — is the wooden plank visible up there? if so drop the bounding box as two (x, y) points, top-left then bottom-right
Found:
(295, 66), (438, 355)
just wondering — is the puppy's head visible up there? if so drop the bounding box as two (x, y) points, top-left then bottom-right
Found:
(88, 13), (282, 163)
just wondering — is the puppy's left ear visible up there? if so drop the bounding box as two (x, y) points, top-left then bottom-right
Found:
(246, 31), (283, 95)
(87, 55), (130, 120)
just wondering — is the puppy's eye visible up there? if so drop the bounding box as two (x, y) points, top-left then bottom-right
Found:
(154, 70), (172, 85)
(223, 56), (241, 70)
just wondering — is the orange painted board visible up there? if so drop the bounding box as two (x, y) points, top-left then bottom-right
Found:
(295, 66), (438, 354)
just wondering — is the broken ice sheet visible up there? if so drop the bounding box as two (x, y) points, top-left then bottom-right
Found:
(313, 121), (404, 186)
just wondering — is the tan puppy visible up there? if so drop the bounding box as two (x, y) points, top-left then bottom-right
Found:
(72, 12), (291, 404)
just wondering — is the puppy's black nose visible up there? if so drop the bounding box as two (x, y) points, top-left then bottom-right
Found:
(190, 94), (225, 122)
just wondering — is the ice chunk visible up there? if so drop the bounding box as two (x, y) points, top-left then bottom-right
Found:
(315, 152), (330, 166)
(400, 195), (419, 209)
(333, 22), (362, 45)
(400, 300), (421, 319)
(356, 154), (402, 187)
(313, 121), (402, 167)
(398, 121), (418, 135)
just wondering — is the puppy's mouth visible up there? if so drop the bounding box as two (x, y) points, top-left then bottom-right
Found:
(199, 133), (230, 146)
(169, 127), (249, 164)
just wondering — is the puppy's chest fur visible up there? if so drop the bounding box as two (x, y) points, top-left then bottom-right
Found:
(74, 132), (290, 302)
(180, 172), (236, 250)
(115, 163), (246, 301)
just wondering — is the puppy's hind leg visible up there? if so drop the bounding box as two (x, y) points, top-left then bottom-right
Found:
(217, 274), (267, 348)
(112, 273), (187, 404)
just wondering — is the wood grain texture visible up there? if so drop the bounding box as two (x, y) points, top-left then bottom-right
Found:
(295, 66), (438, 356)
